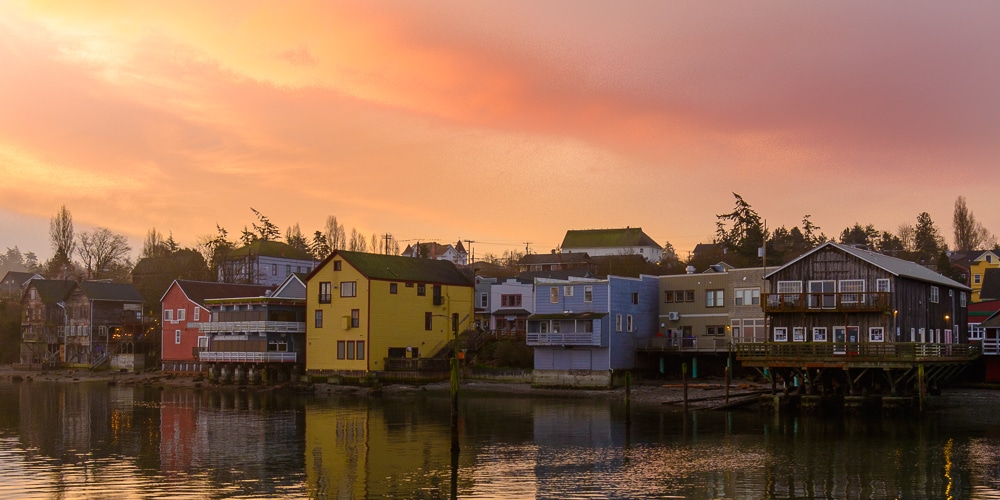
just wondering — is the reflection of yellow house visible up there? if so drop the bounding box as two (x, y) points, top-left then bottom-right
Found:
(306, 250), (474, 375)
(969, 251), (1000, 302)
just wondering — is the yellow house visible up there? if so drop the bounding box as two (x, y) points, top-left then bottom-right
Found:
(306, 250), (474, 375)
(969, 250), (1000, 302)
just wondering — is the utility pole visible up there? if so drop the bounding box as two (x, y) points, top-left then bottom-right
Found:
(524, 242), (532, 255)
(464, 239), (475, 267)
(383, 233), (393, 255)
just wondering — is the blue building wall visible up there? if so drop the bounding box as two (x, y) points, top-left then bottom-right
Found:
(531, 275), (658, 372)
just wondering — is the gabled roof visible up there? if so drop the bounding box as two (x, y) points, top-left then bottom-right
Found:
(561, 228), (661, 250)
(401, 241), (466, 260)
(273, 273), (308, 299)
(27, 279), (76, 303)
(163, 280), (274, 307)
(766, 242), (970, 290)
(2, 271), (42, 287)
(980, 268), (1000, 301)
(75, 282), (145, 302)
(227, 240), (314, 261)
(310, 250), (472, 286)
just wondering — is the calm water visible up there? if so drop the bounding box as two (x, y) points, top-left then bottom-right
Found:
(0, 381), (999, 499)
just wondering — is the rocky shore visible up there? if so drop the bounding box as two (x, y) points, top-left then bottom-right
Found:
(0, 365), (767, 409)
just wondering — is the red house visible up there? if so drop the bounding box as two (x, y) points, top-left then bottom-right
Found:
(160, 280), (272, 373)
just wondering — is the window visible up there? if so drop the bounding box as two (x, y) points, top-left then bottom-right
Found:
(838, 279), (865, 304)
(174, 330), (181, 344)
(970, 324), (984, 340)
(270, 264), (276, 276)
(390, 283), (398, 294)
(877, 279), (891, 293)
(615, 314), (622, 332)
(974, 274), (982, 285)
(417, 283), (426, 296)
(314, 310), (323, 328)
(550, 287), (559, 303)
(706, 289), (724, 308)
(988, 254), (995, 264)
(773, 327), (788, 342)
(664, 291), (675, 303)
(406, 282), (414, 288)
(357, 341), (365, 360)
(961, 292), (967, 307)
(707, 325), (726, 336)
(341, 281), (357, 297)
(177, 308), (186, 321)
(347, 341), (356, 360)
(540, 321), (548, 334)
(734, 288), (760, 306)
(564, 286), (574, 297)
(479, 293), (487, 308)
(501, 294), (522, 307)
(685, 290), (695, 302)
(808, 280), (836, 309)
(286, 265), (291, 275)
(869, 327), (885, 342)
(337, 341), (346, 360)
(626, 315), (633, 332)
(164, 309), (174, 322)
(319, 282), (332, 303)
(930, 286), (940, 304)
(631, 292), (639, 305)
(425, 312), (433, 331)
(193, 308), (200, 321)
(812, 327), (827, 342)
(792, 327), (805, 342)
(333, 260), (342, 271)
(433, 285), (443, 305)
(584, 286), (593, 303)
(351, 309), (360, 328)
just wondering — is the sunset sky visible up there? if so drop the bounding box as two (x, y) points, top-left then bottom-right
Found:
(2, 1), (999, 263)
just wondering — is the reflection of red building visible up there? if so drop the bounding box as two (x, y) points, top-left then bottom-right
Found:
(973, 300), (1000, 381)
(160, 280), (272, 373)
(159, 390), (202, 476)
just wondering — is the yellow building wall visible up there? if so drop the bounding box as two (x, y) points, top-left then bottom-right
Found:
(970, 258), (999, 303)
(307, 259), (371, 373)
(368, 281), (473, 370)
(307, 256), (474, 374)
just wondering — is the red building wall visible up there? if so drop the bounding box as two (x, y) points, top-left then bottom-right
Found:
(160, 284), (207, 371)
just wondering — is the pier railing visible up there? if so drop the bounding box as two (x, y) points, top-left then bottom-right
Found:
(634, 336), (731, 352)
(198, 351), (297, 363)
(736, 342), (980, 367)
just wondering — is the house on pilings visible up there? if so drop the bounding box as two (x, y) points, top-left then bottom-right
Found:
(736, 241), (978, 398)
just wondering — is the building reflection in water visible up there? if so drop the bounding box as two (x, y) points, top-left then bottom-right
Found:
(1, 383), (1000, 498)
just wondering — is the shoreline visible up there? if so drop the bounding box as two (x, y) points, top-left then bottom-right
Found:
(0, 365), (769, 408)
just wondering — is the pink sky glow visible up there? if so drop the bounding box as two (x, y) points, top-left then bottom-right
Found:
(2, 1), (999, 262)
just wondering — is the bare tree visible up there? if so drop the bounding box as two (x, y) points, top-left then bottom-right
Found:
(49, 205), (75, 261)
(77, 227), (132, 280)
(142, 228), (170, 259)
(897, 223), (915, 252)
(349, 229), (367, 252)
(953, 196), (995, 251)
(325, 215), (346, 251)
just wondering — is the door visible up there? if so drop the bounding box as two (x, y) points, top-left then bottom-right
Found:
(833, 326), (847, 354)
(846, 326), (860, 355)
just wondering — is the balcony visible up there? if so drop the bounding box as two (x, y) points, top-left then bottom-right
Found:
(763, 292), (892, 314)
(526, 332), (602, 347)
(195, 321), (305, 334)
(634, 336), (731, 353)
(198, 351), (298, 363)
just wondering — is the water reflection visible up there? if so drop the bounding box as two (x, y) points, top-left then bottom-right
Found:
(0, 383), (998, 498)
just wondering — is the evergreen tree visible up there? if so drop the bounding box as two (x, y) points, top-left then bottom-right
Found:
(714, 193), (766, 267)
(914, 212), (946, 263)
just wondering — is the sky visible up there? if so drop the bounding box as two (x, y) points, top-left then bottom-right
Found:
(2, 1), (999, 264)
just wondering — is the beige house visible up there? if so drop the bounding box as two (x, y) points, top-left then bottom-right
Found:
(652, 265), (769, 353)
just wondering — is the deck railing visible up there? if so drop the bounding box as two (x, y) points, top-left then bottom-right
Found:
(195, 321), (305, 334)
(982, 339), (1000, 356)
(736, 342), (979, 363)
(198, 351), (297, 363)
(763, 292), (892, 313)
(634, 336), (731, 352)
(526, 332), (602, 347)
(383, 357), (450, 372)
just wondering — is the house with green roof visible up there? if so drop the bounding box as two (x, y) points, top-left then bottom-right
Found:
(305, 250), (474, 377)
(219, 240), (317, 287)
(560, 227), (663, 263)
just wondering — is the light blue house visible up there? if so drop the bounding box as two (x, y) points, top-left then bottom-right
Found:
(527, 275), (659, 387)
